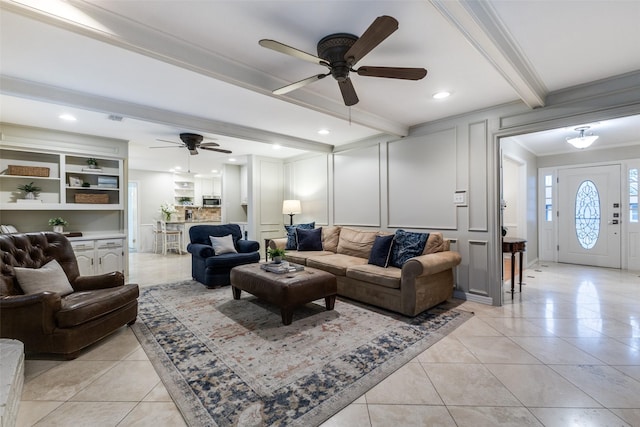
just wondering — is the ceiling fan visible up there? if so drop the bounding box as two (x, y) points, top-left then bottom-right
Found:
(151, 133), (232, 155)
(259, 15), (427, 106)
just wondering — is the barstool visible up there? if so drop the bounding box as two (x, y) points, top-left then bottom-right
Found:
(152, 222), (163, 254)
(158, 220), (182, 255)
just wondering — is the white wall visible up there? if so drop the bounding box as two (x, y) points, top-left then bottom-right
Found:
(128, 169), (174, 252)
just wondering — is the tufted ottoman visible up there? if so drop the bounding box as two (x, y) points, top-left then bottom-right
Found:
(230, 263), (337, 325)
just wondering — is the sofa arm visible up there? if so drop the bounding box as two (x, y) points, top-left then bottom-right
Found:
(187, 243), (214, 258)
(237, 239), (259, 253)
(269, 238), (287, 250)
(73, 271), (125, 291)
(402, 251), (462, 278)
(0, 292), (61, 335)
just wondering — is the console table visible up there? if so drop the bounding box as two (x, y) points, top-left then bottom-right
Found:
(502, 237), (526, 299)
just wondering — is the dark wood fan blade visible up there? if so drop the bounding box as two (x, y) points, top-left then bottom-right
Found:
(149, 145), (184, 149)
(356, 66), (427, 80)
(200, 142), (220, 147)
(155, 139), (184, 145)
(273, 73), (329, 95)
(200, 146), (232, 154)
(344, 15), (398, 66)
(338, 78), (359, 106)
(259, 39), (329, 67)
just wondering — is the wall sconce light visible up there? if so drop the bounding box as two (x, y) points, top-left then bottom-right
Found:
(282, 200), (301, 225)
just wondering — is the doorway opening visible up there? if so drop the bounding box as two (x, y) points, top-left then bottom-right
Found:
(128, 182), (138, 253)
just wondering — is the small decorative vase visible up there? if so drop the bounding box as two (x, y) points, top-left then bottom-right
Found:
(25, 192), (35, 200)
(273, 256), (282, 264)
(53, 225), (64, 233)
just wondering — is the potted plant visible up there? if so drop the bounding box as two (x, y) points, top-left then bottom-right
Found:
(267, 247), (286, 264)
(48, 217), (68, 233)
(17, 181), (41, 200)
(86, 158), (98, 169)
(160, 202), (177, 221)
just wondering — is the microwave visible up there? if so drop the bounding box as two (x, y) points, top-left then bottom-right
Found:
(202, 196), (221, 206)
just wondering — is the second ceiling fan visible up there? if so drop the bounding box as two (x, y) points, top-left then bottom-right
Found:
(151, 133), (232, 155)
(259, 15), (427, 106)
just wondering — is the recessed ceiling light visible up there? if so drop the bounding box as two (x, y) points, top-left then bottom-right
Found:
(272, 144), (281, 150)
(318, 129), (330, 135)
(169, 168), (175, 173)
(59, 113), (77, 121)
(211, 169), (218, 174)
(229, 158), (237, 162)
(175, 166), (182, 170)
(432, 91), (451, 99)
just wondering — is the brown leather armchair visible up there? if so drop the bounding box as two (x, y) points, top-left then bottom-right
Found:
(0, 232), (139, 359)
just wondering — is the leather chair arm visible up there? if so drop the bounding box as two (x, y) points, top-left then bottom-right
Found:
(0, 292), (61, 335)
(73, 271), (125, 291)
(187, 243), (214, 258)
(237, 239), (259, 253)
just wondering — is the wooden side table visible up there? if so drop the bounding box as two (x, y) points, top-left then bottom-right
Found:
(502, 237), (526, 299)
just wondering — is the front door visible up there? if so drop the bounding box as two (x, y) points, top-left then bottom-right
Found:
(558, 164), (621, 268)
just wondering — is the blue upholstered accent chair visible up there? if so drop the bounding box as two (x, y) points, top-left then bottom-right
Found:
(187, 224), (260, 288)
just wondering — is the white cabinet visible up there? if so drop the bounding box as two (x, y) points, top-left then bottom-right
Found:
(71, 238), (124, 276)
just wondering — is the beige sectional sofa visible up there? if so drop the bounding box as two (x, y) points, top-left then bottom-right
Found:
(269, 226), (461, 316)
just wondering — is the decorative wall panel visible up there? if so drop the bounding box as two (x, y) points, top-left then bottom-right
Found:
(468, 240), (489, 296)
(334, 146), (380, 226)
(259, 160), (282, 225)
(388, 129), (456, 229)
(291, 155), (329, 225)
(469, 121), (488, 231)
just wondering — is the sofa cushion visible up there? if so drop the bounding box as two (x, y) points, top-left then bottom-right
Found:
(321, 226), (341, 252)
(284, 222), (315, 250)
(346, 264), (401, 289)
(56, 285), (139, 328)
(296, 227), (323, 251)
(336, 227), (378, 259)
(423, 232), (445, 254)
(389, 230), (429, 268)
(281, 250), (333, 266)
(14, 259), (74, 296)
(368, 234), (395, 267)
(307, 253), (367, 276)
(210, 234), (238, 255)
(205, 252), (259, 269)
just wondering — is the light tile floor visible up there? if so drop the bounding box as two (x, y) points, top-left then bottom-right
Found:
(17, 254), (640, 426)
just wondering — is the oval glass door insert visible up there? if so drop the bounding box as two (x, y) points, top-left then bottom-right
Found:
(575, 180), (600, 249)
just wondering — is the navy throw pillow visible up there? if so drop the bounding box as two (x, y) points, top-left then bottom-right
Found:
(368, 234), (395, 267)
(389, 230), (429, 268)
(284, 222), (315, 250)
(296, 227), (323, 251)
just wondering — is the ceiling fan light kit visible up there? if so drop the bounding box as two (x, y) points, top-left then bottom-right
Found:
(566, 126), (599, 149)
(260, 15), (427, 106)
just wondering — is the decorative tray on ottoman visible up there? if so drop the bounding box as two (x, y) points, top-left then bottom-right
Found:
(260, 263), (304, 274)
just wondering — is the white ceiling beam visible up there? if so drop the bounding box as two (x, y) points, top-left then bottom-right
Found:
(0, 75), (334, 153)
(430, 0), (547, 108)
(1, 0), (409, 137)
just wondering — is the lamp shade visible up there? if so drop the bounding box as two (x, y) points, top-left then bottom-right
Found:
(282, 199), (301, 215)
(566, 126), (598, 149)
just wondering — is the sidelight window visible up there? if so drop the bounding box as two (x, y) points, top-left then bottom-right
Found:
(575, 180), (600, 249)
(631, 168), (638, 223)
(544, 174), (553, 222)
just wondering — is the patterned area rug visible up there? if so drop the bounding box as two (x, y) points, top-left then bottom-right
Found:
(132, 280), (472, 426)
